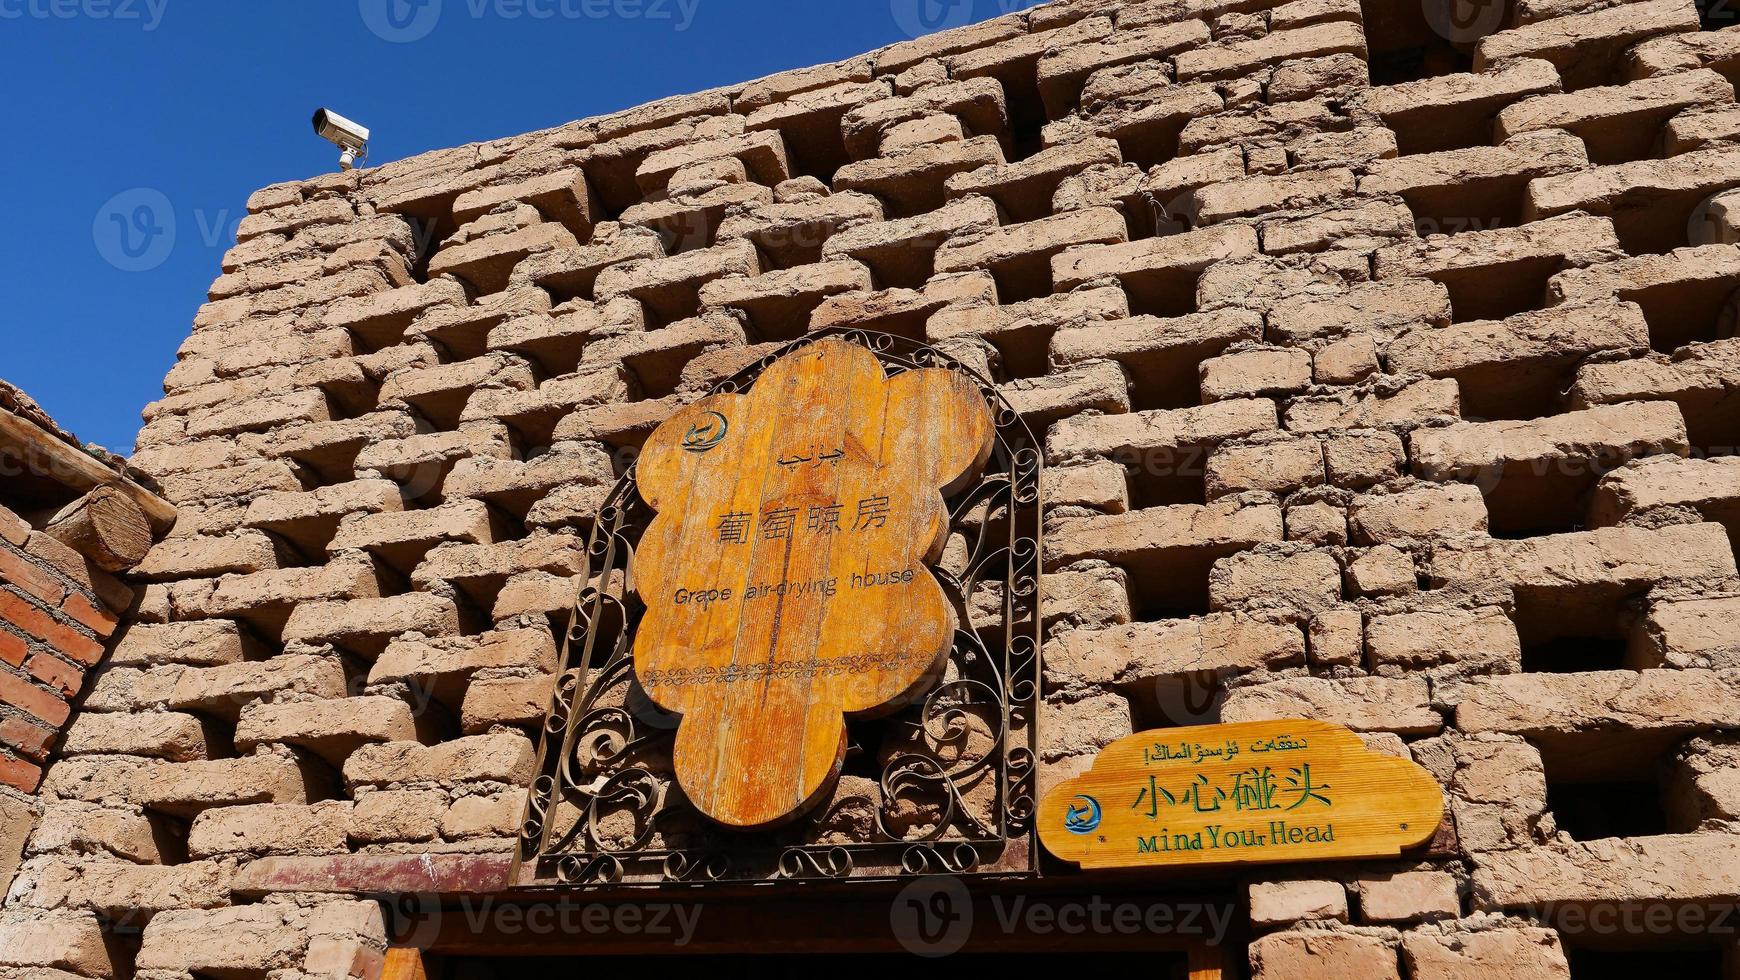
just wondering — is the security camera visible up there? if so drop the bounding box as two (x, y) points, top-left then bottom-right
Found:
(312, 108), (370, 171)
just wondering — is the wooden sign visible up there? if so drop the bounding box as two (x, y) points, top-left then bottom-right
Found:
(1038, 721), (1443, 870)
(633, 339), (996, 829)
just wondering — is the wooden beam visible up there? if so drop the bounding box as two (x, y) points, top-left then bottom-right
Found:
(381, 947), (428, 980)
(0, 408), (175, 531)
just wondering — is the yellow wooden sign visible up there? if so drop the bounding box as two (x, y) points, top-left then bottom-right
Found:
(1038, 721), (1443, 869)
(633, 338), (995, 830)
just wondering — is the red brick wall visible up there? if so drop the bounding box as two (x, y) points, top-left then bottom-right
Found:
(0, 504), (123, 793)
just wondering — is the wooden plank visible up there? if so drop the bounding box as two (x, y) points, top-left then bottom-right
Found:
(1037, 720), (1444, 870)
(0, 409), (176, 530)
(632, 338), (994, 829)
(382, 947), (428, 980)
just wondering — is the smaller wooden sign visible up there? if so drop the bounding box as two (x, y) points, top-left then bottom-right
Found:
(1038, 720), (1443, 870)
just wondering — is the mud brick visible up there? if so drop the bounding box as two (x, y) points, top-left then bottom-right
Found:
(110, 620), (259, 668)
(1570, 336), (1740, 450)
(185, 801), (352, 860)
(514, 233), (664, 304)
(377, 353), (536, 430)
(130, 753), (318, 817)
(1664, 102), (1740, 154)
(235, 695), (419, 765)
(1432, 522), (1736, 642)
(699, 260), (872, 342)
(715, 191), (884, 270)
(874, 14), (1027, 75)
(1250, 929), (1400, 979)
(1349, 483), (1490, 544)
(1189, 168), (1356, 226)
(1386, 301), (1650, 419)
(1044, 613), (1303, 694)
(349, 788), (444, 843)
(1178, 21), (1366, 83)
(844, 78), (1012, 163)
(934, 206), (1128, 298)
(1475, 0), (1701, 90)
(428, 222), (579, 296)
(1374, 213), (1623, 322)
(996, 360), (1130, 430)
(1048, 397), (1277, 475)
(1039, 690), (1132, 763)
(578, 311), (745, 396)
(931, 285), (1129, 378)
(343, 732), (536, 788)
(411, 534), (584, 603)
(442, 443), (617, 516)
(1270, 278), (1453, 344)
(879, 113), (967, 154)
(1362, 59), (1561, 155)
(1210, 547), (1343, 616)
(808, 277), (985, 339)
(267, 410), (421, 483)
(1065, 84), (1227, 169)
(244, 479), (404, 558)
(1550, 243), (1740, 352)
(821, 196), (998, 290)
(1249, 880), (1348, 927)
(1205, 433), (1326, 498)
(1359, 131), (1588, 236)
(460, 674), (554, 734)
(1401, 928), (1570, 980)
(483, 304), (609, 376)
(945, 16), (1113, 87)
(1368, 607), (1522, 675)
(1554, 144), (1740, 247)
(329, 499), (505, 574)
(738, 56), (874, 111)
(1628, 25), (1740, 83)
(167, 654), (349, 722)
(132, 530), (283, 582)
(1590, 454), (1740, 546)
(1633, 594), (1740, 668)
(1036, 22), (1208, 117)
(1046, 498), (1283, 610)
(1497, 69), (1733, 164)
(834, 136), (1004, 219)
(322, 277), (469, 351)
(1201, 348), (1312, 402)
(1223, 675), (1442, 735)
(1411, 401), (1688, 534)
(281, 593), (462, 658)
(369, 626), (556, 709)
(60, 711), (208, 762)
(945, 139), (1122, 224)
(453, 168), (598, 237)
(1458, 670), (1740, 747)
(184, 388), (333, 441)
(1286, 379), (1461, 434)
(636, 130), (791, 196)
(594, 240), (760, 326)
(1054, 224), (1258, 315)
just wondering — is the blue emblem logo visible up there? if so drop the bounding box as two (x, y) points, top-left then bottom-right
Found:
(1064, 794), (1102, 835)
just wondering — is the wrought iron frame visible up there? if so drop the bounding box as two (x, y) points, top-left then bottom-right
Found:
(511, 328), (1043, 888)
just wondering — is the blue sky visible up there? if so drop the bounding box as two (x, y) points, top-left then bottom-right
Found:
(0, 0), (1019, 453)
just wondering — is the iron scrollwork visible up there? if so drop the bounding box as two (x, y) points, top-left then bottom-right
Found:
(511, 329), (1043, 887)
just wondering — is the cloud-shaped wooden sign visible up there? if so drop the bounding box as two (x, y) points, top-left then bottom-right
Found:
(633, 338), (995, 829)
(1038, 720), (1444, 869)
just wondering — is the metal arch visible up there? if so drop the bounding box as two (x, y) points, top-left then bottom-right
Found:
(510, 328), (1044, 887)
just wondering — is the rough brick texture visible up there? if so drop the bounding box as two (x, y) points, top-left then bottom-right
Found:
(17, 0), (1740, 974)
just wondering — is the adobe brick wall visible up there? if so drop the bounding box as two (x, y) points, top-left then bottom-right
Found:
(11, 0), (1740, 976)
